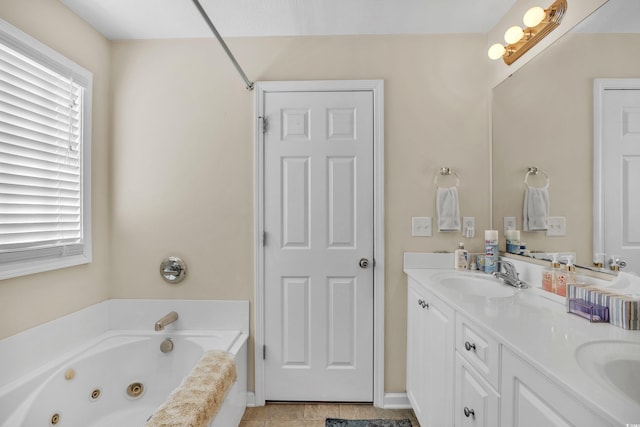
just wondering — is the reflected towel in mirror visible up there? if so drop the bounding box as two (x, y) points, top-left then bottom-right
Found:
(523, 187), (549, 231)
(437, 187), (461, 231)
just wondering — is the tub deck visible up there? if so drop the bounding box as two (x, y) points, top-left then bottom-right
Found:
(0, 300), (249, 427)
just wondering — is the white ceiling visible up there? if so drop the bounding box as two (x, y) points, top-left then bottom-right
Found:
(60, 0), (519, 40)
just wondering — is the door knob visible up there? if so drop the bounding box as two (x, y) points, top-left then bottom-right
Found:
(359, 258), (370, 268)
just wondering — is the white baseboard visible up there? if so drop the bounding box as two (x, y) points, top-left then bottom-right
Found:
(382, 392), (411, 409)
(246, 392), (256, 407)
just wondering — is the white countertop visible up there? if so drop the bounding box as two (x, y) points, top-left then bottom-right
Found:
(404, 265), (640, 425)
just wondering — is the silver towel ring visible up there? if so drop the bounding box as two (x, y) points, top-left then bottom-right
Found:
(434, 167), (460, 188)
(524, 167), (550, 189)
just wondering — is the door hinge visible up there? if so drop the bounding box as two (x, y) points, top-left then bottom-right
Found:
(263, 231), (267, 246)
(263, 344), (266, 360)
(259, 115), (267, 133)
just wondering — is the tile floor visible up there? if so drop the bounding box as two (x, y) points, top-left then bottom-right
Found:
(239, 403), (419, 427)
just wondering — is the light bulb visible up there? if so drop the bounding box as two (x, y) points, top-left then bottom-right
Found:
(488, 43), (506, 60)
(523, 6), (546, 27)
(504, 26), (524, 44)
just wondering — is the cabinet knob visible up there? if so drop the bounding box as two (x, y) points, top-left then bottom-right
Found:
(417, 299), (429, 309)
(464, 341), (476, 352)
(464, 407), (475, 418)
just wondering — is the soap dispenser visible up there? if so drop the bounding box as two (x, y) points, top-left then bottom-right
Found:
(542, 253), (560, 293)
(454, 243), (469, 270)
(556, 256), (576, 297)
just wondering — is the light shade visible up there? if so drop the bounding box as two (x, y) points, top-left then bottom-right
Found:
(488, 43), (506, 60)
(523, 6), (546, 27)
(504, 26), (525, 44)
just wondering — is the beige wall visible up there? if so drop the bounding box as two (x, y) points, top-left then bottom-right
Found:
(0, 0), (111, 338)
(110, 35), (490, 393)
(492, 33), (640, 267)
(0, 1), (491, 395)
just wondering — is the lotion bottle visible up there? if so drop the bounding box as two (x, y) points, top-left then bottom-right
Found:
(454, 243), (469, 270)
(542, 253), (560, 293)
(556, 256), (576, 297)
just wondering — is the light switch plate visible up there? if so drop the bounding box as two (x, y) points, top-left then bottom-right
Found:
(462, 217), (475, 238)
(546, 216), (566, 236)
(412, 217), (432, 237)
(504, 216), (517, 234)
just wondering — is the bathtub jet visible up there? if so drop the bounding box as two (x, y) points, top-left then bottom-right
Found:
(154, 311), (178, 331)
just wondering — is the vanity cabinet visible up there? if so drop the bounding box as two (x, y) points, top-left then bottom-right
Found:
(406, 274), (618, 427)
(501, 347), (611, 427)
(406, 278), (454, 427)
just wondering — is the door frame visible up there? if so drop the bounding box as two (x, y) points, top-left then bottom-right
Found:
(593, 78), (640, 263)
(253, 80), (385, 407)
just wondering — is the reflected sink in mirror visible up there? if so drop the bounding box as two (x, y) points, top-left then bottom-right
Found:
(575, 340), (640, 405)
(435, 272), (520, 298)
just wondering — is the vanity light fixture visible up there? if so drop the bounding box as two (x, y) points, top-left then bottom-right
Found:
(488, 0), (567, 65)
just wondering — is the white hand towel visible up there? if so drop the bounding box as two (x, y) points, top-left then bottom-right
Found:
(523, 187), (549, 231)
(437, 187), (461, 231)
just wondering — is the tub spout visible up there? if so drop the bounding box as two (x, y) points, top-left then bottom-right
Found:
(154, 311), (178, 331)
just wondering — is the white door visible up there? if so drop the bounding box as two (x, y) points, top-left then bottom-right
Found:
(263, 90), (374, 401)
(602, 88), (640, 271)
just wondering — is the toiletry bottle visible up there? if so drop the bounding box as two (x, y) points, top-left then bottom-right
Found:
(484, 230), (499, 273)
(557, 256), (577, 297)
(454, 243), (469, 270)
(556, 259), (568, 297)
(505, 230), (521, 254)
(542, 253), (560, 293)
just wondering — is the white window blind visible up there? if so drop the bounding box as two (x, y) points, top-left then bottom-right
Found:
(0, 19), (92, 278)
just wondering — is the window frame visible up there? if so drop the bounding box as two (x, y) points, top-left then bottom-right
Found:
(0, 18), (92, 280)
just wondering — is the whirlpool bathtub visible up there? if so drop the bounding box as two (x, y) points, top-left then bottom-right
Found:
(0, 329), (247, 427)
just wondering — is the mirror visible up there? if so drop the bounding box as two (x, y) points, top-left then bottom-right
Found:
(492, 0), (640, 273)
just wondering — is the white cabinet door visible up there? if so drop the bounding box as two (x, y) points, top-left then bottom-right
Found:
(406, 279), (455, 427)
(455, 353), (499, 427)
(406, 280), (428, 422)
(501, 347), (613, 427)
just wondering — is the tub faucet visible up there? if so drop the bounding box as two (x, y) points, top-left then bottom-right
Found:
(154, 311), (179, 331)
(492, 260), (528, 288)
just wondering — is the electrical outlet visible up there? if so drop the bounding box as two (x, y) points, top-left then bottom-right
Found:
(504, 216), (517, 234)
(462, 217), (475, 238)
(546, 216), (566, 236)
(412, 217), (432, 237)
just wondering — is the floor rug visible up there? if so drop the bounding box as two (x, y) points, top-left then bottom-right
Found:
(325, 419), (413, 427)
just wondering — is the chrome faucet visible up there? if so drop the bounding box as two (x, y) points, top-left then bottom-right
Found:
(154, 311), (178, 331)
(492, 260), (528, 288)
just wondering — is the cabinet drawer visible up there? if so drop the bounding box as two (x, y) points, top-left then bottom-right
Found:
(455, 353), (499, 427)
(456, 313), (500, 390)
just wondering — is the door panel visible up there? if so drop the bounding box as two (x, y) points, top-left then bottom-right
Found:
(281, 157), (310, 248)
(264, 90), (374, 401)
(328, 157), (356, 247)
(281, 276), (310, 366)
(327, 277), (356, 367)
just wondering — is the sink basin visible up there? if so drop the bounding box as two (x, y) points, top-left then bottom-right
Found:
(575, 340), (640, 405)
(436, 273), (518, 298)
